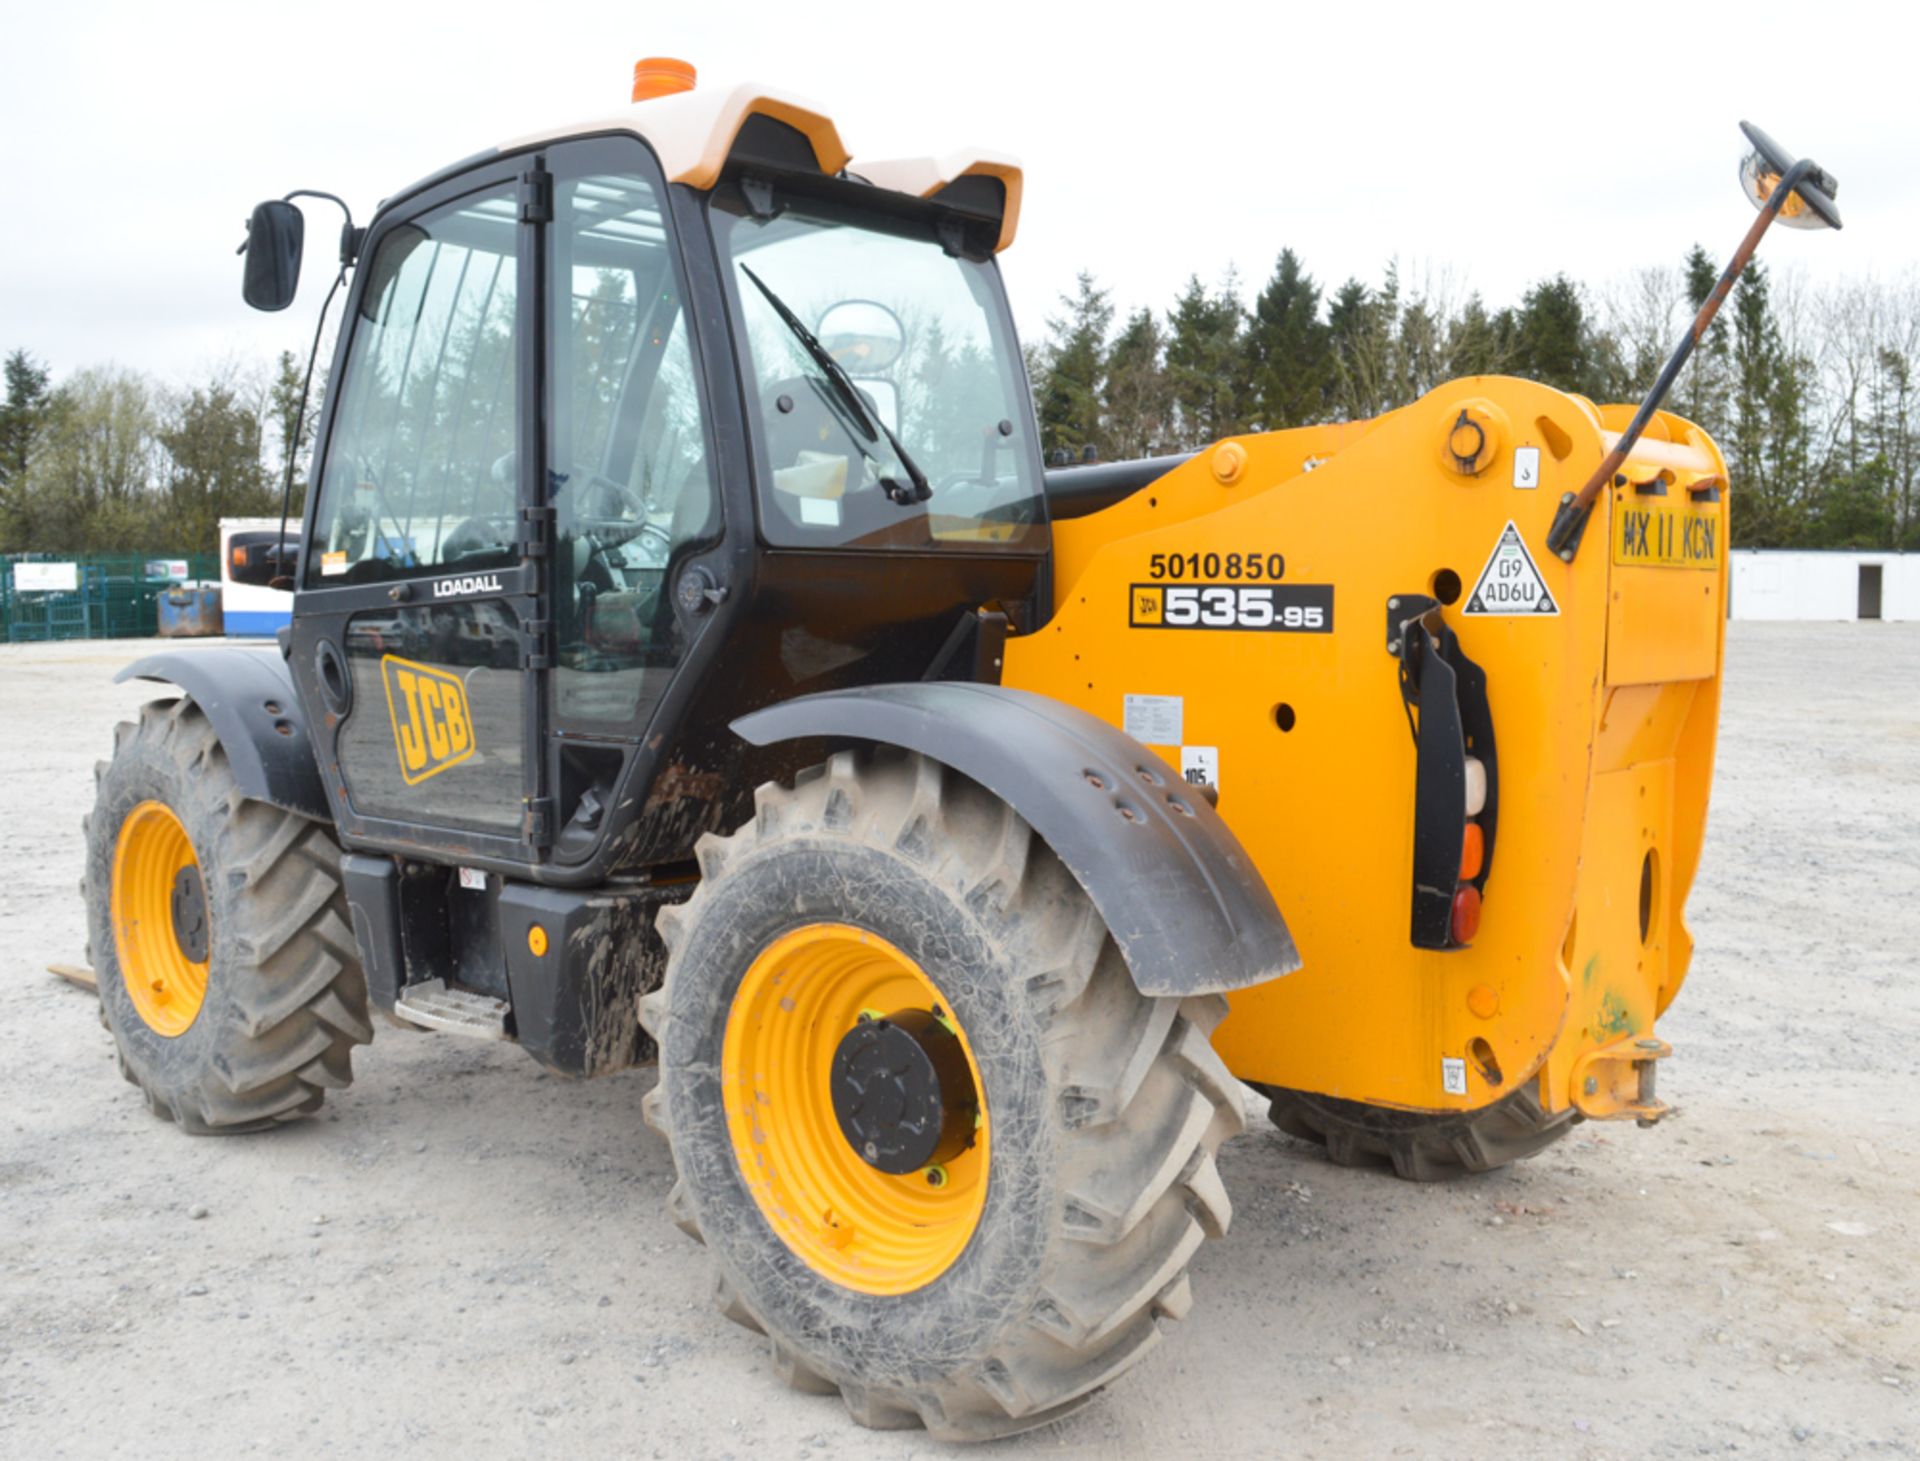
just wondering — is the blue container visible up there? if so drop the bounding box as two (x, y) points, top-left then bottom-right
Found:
(157, 586), (225, 638)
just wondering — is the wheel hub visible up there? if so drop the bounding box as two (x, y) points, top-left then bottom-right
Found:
(169, 863), (209, 963)
(110, 800), (211, 1038)
(830, 1008), (978, 1175)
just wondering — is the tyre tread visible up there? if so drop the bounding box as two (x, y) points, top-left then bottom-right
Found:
(85, 699), (370, 1134)
(653, 750), (1240, 1440)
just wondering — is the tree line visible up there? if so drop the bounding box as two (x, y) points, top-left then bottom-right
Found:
(0, 349), (319, 557)
(5, 243), (1917, 555)
(1028, 249), (1920, 550)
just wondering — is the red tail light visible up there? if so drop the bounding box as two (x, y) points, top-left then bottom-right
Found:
(1450, 884), (1482, 944)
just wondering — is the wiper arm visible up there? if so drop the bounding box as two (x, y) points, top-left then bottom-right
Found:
(738, 264), (931, 503)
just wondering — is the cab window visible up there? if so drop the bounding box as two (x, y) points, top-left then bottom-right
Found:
(306, 185), (520, 586)
(547, 155), (721, 724)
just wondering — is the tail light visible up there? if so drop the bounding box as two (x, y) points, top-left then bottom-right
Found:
(1390, 596), (1498, 950)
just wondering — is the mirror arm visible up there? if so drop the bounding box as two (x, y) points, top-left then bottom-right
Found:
(256, 190), (360, 589)
(282, 189), (361, 266)
(269, 263), (349, 591)
(1545, 155), (1816, 563)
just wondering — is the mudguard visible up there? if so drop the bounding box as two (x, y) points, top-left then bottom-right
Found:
(116, 649), (330, 822)
(733, 682), (1299, 997)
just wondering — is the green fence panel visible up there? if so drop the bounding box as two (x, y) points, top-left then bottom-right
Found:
(2, 553), (219, 643)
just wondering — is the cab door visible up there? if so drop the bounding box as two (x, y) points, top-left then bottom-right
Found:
(291, 140), (726, 872)
(291, 155), (543, 864)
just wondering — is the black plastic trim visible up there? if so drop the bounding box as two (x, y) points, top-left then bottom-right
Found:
(732, 683), (1300, 996)
(1045, 453), (1193, 519)
(339, 853), (404, 1010)
(497, 880), (688, 1075)
(116, 649), (329, 821)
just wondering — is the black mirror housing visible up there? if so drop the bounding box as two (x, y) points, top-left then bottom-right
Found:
(243, 200), (305, 311)
(228, 530), (301, 587)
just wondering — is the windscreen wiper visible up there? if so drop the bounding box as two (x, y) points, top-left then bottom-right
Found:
(738, 264), (931, 504)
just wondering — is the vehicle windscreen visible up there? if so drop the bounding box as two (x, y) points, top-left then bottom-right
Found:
(709, 182), (1045, 552)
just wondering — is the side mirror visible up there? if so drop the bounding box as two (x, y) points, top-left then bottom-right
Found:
(242, 200), (305, 311)
(1737, 121), (1843, 231)
(816, 299), (905, 372)
(228, 530), (301, 588)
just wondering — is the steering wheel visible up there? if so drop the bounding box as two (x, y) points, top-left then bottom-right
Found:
(440, 514), (518, 566)
(562, 465), (676, 562)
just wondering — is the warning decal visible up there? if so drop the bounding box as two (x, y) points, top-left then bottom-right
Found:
(1463, 521), (1558, 616)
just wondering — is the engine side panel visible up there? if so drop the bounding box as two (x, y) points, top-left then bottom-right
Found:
(1005, 378), (1728, 1118)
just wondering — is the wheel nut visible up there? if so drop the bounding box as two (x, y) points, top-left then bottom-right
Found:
(925, 1166), (948, 1188)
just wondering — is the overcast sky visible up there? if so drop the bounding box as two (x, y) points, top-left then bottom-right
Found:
(2, 0), (1911, 389)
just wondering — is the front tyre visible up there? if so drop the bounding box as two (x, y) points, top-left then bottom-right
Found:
(641, 750), (1243, 1441)
(84, 698), (371, 1133)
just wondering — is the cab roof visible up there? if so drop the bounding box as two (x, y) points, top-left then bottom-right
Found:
(500, 80), (1023, 253)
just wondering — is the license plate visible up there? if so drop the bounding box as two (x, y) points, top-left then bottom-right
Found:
(1612, 496), (1720, 570)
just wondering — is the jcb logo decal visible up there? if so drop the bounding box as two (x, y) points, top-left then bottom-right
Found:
(380, 655), (475, 785)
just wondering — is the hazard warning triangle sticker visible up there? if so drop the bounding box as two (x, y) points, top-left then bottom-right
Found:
(1463, 521), (1558, 616)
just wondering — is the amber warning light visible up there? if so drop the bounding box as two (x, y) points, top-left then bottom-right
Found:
(633, 57), (696, 102)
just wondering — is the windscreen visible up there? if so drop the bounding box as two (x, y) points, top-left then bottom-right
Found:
(709, 182), (1045, 552)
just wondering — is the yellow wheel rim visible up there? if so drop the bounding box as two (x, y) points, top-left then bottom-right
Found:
(110, 801), (210, 1038)
(722, 923), (989, 1296)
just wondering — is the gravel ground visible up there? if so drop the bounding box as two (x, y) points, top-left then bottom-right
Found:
(2, 623), (1915, 1460)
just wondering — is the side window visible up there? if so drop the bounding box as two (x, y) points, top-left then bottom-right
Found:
(307, 185), (519, 586)
(547, 164), (720, 724)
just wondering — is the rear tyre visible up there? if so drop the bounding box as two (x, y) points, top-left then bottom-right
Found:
(84, 698), (371, 1134)
(1255, 1082), (1575, 1181)
(641, 750), (1243, 1441)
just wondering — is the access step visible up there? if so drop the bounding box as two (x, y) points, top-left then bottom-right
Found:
(393, 979), (510, 1040)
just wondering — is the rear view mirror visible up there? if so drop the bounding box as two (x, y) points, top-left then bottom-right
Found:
(242, 200), (305, 311)
(228, 530), (301, 587)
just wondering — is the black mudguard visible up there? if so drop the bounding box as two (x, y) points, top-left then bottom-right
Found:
(733, 683), (1300, 998)
(116, 649), (330, 822)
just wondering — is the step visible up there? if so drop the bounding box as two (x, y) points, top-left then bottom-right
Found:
(393, 979), (510, 1040)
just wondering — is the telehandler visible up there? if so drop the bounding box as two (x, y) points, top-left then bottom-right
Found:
(81, 59), (1840, 1438)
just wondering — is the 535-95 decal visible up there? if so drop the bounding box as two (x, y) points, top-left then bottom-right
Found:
(1130, 582), (1334, 633)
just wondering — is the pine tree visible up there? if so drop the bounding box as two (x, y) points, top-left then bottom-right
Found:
(0, 349), (53, 486)
(1164, 273), (1246, 446)
(1244, 250), (1330, 430)
(1673, 245), (1729, 442)
(267, 349), (320, 514)
(1033, 272), (1112, 461)
(1508, 275), (1596, 396)
(1102, 308), (1169, 461)
(1725, 261), (1803, 545)
(1326, 277), (1390, 420)
(1445, 295), (1509, 378)
(0, 350), (56, 544)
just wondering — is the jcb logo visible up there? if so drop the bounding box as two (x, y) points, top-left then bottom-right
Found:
(380, 655), (475, 785)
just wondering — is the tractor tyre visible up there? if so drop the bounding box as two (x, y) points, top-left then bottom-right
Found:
(641, 749), (1243, 1441)
(83, 697), (371, 1134)
(1255, 1081), (1576, 1181)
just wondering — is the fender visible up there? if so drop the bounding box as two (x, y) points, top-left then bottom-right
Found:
(733, 683), (1299, 997)
(116, 649), (330, 822)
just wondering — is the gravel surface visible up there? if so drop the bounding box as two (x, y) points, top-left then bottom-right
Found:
(2, 624), (1915, 1459)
